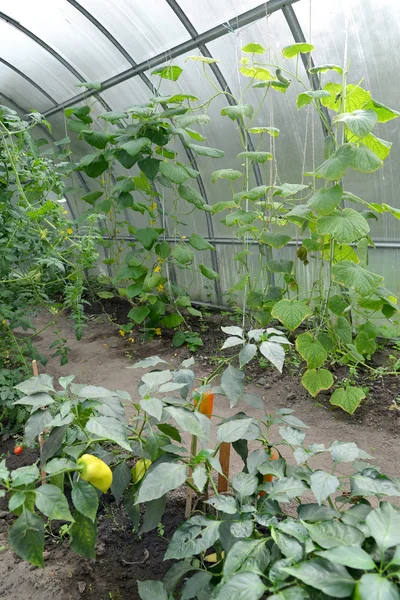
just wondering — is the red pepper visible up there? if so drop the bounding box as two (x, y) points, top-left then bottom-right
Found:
(260, 450), (278, 496)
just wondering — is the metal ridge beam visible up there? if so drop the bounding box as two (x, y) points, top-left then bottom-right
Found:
(42, 0), (301, 117)
(0, 11), (112, 113)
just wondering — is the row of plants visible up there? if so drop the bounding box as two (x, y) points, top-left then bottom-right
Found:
(1, 42), (400, 426)
(0, 105), (102, 430)
(1, 340), (400, 598)
(62, 42), (400, 413)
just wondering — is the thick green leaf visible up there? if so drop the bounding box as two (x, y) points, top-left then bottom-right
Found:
(72, 479), (99, 522)
(8, 509), (44, 567)
(263, 477), (308, 502)
(284, 558), (355, 597)
(248, 126), (280, 137)
(221, 365), (244, 408)
(128, 306), (151, 324)
(138, 580), (168, 600)
(267, 259), (293, 274)
(172, 244), (194, 265)
(224, 539), (270, 577)
(316, 546), (375, 570)
(315, 144), (355, 180)
(272, 529), (304, 561)
(188, 234), (214, 251)
(188, 144), (224, 158)
(242, 43), (266, 54)
(301, 369), (334, 397)
(240, 66), (274, 81)
(305, 520), (365, 549)
(310, 471), (340, 504)
(272, 299), (312, 330)
(111, 462), (131, 503)
(137, 462), (187, 503)
(279, 426), (306, 447)
(136, 227), (159, 250)
(165, 515), (221, 560)
(318, 208), (370, 243)
(221, 104), (254, 120)
(85, 416), (130, 451)
(140, 496), (166, 533)
(365, 98), (400, 122)
(350, 144), (383, 173)
(297, 90), (331, 109)
(199, 263), (219, 280)
(232, 472), (258, 500)
(336, 109), (378, 138)
(81, 190), (103, 205)
(217, 418), (254, 443)
(330, 386), (366, 414)
(298, 503), (340, 522)
(309, 64), (343, 75)
(212, 169), (243, 183)
(159, 162), (190, 184)
(70, 510), (97, 559)
(206, 495), (237, 515)
(181, 572), (212, 600)
(15, 374), (55, 395)
(214, 572), (265, 600)
(308, 184), (343, 215)
(366, 502), (400, 552)
(82, 130), (109, 149)
(332, 261), (382, 296)
(178, 184), (205, 207)
(11, 464), (40, 487)
(237, 151), (272, 163)
(35, 484), (73, 521)
(121, 137), (151, 157)
(260, 231), (292, 248)
(356, 573), (400, 600)
(296, 333), (327, 368)
(13, 392), (54, 409)
(282, 43), (314, 58)
(152, 65), (182, 81)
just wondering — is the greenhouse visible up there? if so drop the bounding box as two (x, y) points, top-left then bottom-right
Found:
(1, 0), (400, 598)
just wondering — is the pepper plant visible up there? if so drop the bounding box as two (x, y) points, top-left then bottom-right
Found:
(139, 414), (400, 600)
(0, 327), (290, 566)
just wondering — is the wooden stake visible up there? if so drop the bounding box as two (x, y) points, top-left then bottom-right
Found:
(218, 442), (231, 492)
(32, 361), (46, 485)
(185, 434), (198, 518)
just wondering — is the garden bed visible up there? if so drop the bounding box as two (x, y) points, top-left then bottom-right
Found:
(1, 304), (399, 599)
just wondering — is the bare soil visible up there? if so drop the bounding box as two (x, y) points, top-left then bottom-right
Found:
(1, 302), (399, 599)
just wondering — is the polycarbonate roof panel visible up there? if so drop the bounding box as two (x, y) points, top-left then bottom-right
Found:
(100, 77), (154, 112)
(0, 62), (53, 112)
(176, 0), (267, 33)
(0, 20), (80, 102)
(2, 0), (130, 81)
(77, 0), (190, 63)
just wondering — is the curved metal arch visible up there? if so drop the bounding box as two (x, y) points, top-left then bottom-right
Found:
(0, 11), (112, 114)
(0, 58), (57, 105)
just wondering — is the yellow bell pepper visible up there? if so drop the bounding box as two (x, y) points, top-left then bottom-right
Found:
(131, 459), (152, 483)
(77, 454), (112, 493)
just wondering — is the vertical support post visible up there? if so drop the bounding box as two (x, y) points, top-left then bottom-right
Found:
(218, 442), (231, 492)
(32, 360), (46, 485)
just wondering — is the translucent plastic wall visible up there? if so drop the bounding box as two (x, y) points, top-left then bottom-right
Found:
(1, 0), (399, 303)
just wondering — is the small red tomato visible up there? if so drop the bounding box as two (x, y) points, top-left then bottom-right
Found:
(14, 446), (23, 455)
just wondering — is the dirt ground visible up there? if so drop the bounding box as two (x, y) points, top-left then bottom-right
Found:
(0, 305), (399, 599)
